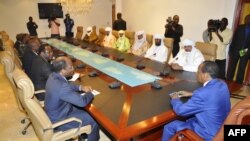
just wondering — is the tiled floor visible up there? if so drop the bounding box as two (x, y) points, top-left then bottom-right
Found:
(0, 64), (249, 141)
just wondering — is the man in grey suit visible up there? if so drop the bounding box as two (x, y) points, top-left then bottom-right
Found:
(45, 56), (100, 141)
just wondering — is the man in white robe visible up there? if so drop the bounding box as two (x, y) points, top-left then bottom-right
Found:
(169, 39), (204, 72)
(102, 27), (116, 48)
(144, 34), (168, 63)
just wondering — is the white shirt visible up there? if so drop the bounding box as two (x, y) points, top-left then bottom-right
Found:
(144, 44), (168, 63)
(169, 47), (204, 72)
(210, 28), (232, 60)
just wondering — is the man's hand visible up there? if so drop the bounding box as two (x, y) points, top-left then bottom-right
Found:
(81, 85), (92, 92)
(171, 63), (183, 70)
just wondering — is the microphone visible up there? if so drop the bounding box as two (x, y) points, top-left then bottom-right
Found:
(115, 51), (125, 62)
(136, 53), (156, 70)
(90, 44), (98, 53)
(160, 63), (171, 77)
(100, 46), (109, 57)
(151, 80), (162, 89)
(88, 70), (99, 77)
(109, 81), (121, 89)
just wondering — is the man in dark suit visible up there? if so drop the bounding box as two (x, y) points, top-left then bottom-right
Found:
(162, 61), (231, 140)
(112, 12), (127, 31)
(30, 44), (53, 100)
(227, 14), (250, 84)
(45, 56), (100, 141)
(22, 37), (40, 77)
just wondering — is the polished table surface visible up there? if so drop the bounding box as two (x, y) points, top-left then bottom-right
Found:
(43, 38), (202, 140)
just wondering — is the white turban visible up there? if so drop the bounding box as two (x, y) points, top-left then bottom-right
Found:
(153, 34), (163, 39)
(136, 30), (144, 36)
(87, 26), (92, 32)
(118, 30), (125, 34)
(182, 39), (195, 47)
(105, 27), (112, 31)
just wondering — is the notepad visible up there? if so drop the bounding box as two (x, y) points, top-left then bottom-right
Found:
(68, 73), (80, 81)
(81, 90), (100, 96)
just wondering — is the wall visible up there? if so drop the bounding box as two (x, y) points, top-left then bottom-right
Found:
(122, 0), (237, 42)
(0, 0), (112, 40)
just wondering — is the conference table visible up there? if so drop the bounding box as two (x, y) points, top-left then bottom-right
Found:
(42, 38), (201, 141)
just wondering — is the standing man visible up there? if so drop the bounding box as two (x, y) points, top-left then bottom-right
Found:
(113, 12), (127, 31)
(45, 56), (100, 141)
(48, 16), (60, 39)
(26, 16), (38, 37)
(227, 14), (250, 84)
(64, 13), (74, 37)
(209, 18), (233, 79)
(162, 61), (231, 141)
(164, 15), (183, 57)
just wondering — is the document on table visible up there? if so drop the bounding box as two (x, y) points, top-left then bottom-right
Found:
(81, 90), (100, 96)
(69, 73), (80, 81)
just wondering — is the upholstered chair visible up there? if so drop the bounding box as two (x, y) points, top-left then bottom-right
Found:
(195, 42), (217, 61)
(163, 38), (174, 63)
(75, 26), (84, 40)
(13, 69), (91, 141)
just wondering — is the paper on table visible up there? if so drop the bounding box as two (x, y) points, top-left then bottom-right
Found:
(81, 90), (100, 96)
(69, 73), (80, 81)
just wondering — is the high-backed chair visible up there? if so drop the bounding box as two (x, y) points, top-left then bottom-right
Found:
(146, 34), (153, 47)
(163, 38), (174, 63)
(195, 42), (217, 61)
(75, 26), (83, 40)
(13, 69), (91, 141)
(112, 30), (119, 39)
(95, 27), (106, 46)
(170, 96), (250, 141)
(125, 30), (135, 46)
(3, 40), (22, 69)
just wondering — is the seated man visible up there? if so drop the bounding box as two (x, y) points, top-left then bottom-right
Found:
(22, 37), (40, 77)
(113, 30), (130, 52)
(162, 61), (231, 141)
(83, 26), (98, 43)
(130, 30), (150, 56)
(45, 56), (100, 141)
(101, 27), (116, 48)
(30, 44), (53, 100)
(144, 34), (168, 63)
(169, 39), (204, 72)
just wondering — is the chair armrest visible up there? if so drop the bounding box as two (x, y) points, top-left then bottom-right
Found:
(34, 89), (45, 94)
(170, 129), (204, 141)
(51, 117), (82, 135)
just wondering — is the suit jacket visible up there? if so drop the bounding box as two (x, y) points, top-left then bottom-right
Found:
(113, 19), (127, 31)
(229, 25), (250, 56)
(171, 79), (231, 140)
(30, 56), (52, 90)
(45, 72), (94, 123)
(22, 47), (38, 77)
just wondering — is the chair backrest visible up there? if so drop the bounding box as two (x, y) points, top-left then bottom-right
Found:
(146, 34), (153, 47)
(96, 27), (106, 46)
(75, 26), (83, 40)
(112, 30), (119, 39)
(163, 38), (174, 63)
(13, 69), (53, 141)
(4, 40), (22, 69)
(195, 42), (217, 61)
(125, 30), (135, 46)
(0, 51), (24, 112)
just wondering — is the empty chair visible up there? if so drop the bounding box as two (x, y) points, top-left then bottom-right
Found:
(12, 69), (91, 141)
(163, 38), (174, 63)
(75, 26), (83, 40)
(146, 34), (153, 47)
(170, 96), (250, 141)
(195, 42), (217, 61)
(125, 30), (135, 46)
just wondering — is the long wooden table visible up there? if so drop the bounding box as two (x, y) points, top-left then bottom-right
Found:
(44, 38), (202, 140)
